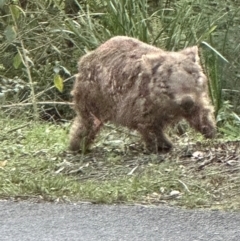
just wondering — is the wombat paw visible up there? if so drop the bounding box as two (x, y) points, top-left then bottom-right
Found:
(68, 145), (90, 155)
(202, 126), (216, 139)
(158, 142), (173, 152)
(146, 142), (173, 153)
(69, 144), (80, 153)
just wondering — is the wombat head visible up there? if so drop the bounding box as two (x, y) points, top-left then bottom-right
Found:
(142, 46), (207, 97)
(142, 46), (216, 138)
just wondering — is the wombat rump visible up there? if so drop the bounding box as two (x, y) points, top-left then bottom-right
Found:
(69, 36), (216, 153)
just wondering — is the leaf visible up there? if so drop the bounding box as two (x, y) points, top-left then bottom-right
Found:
(198, 25), (217, 43)
(10, 4), (26, 18)
(13, 52), (22, 69)
(53, 65), (71, 76)
(201, 41), (229, 63)
(0, 160), (7, 169)
(4, 25), (17, 42)
(51, 45), (61, 54)
(10, 4), (20, 19)
(169, 190), (181, 196)
(54, 74), (64, 92)
(61, 66), (71, 76)
(192, 151), (204, 159)
(232, 113), (240, 122)
(53, 66), (61, 74)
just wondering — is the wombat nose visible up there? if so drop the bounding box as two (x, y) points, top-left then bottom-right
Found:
(180, 95), (195, 112)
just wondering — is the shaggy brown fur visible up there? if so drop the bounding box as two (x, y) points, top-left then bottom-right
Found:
(69, 36), (216, 153)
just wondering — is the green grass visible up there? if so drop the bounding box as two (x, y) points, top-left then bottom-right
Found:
(1, 115), (240, 209)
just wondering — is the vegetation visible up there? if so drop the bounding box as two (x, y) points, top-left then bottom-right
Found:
(0, 0), (240, 208)
(0, 116), (240, 209)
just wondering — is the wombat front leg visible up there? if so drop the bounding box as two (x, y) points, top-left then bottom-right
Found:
(155, 132), (173, 152)
(138, 124), (172, 153)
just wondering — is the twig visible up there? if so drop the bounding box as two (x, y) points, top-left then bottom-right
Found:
(127, 166), (139, 175)
(222, 89), (240, 94)
(1, 101), (73, 108)
(177, 179), (191, 193)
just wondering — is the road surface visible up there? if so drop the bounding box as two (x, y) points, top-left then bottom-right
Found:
(1, 201), (240, 241)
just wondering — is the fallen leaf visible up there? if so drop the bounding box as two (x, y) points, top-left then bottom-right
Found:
(0, 160), (7, 169)
(170, 190), (181, 196)
(192, 151), (204, 159)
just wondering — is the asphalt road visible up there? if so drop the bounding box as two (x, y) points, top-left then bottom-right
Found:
(1, 201), (240, 241)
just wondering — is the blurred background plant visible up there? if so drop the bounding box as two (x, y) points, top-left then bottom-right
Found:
(0, 0), (239, 137)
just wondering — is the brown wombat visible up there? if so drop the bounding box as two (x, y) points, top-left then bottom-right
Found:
(69, 36), (216, 153)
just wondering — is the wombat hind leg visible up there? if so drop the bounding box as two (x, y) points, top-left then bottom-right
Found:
(69, 114), (101, 153)
(69, 116), (87, 152)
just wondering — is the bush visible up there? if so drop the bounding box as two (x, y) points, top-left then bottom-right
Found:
(0, 0), (239, 132)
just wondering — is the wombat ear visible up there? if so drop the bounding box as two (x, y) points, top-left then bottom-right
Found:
(141, 54), (152, 74)
(181, 46), (199, 63)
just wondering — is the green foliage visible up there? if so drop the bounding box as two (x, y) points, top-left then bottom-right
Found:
(201, 43), (226, 115)
(0, 0), (240, 136)
(0, 0), (8, 8)
(157, 0), (224, 50)
(101, 0), (150, 41)
(217, 101), (240, 139)
(62, 0), (162, 51)
(4, 25), (17, 42)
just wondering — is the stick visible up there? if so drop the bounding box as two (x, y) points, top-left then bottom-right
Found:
(1, 101), (73, 108)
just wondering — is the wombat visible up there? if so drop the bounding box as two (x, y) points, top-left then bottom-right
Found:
(69, 36), (216, 153)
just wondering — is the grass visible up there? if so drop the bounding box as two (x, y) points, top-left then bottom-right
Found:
(0, 114), (240, 210)
(1, 0), (239, 210)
